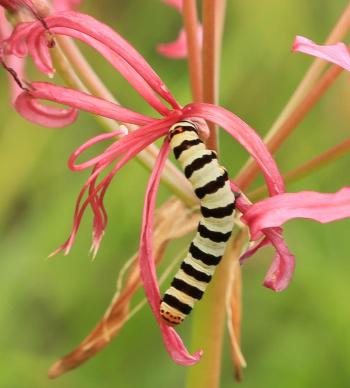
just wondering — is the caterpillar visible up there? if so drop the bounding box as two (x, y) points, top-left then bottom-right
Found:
(160, 120), (236, 326)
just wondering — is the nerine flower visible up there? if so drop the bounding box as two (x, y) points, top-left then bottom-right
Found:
(0, 0), (82, 103)
(3, 10), (350, 365)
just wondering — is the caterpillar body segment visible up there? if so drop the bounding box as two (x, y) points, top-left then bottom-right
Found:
(160, 120), (236, 326)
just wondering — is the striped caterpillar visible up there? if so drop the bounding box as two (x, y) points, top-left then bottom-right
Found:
(160, 120), (236, 326)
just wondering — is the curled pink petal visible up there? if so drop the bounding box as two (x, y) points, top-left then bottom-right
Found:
(53, 116), (179, 256)
(158, 28), (188, 59)
(292, 35), (350, 72)
(239, 236), (270, 263)
(7, 11), (180, 110)
(48, 26), (170, 115)
(139, 140), (202, 365)
(158, 1), (202, 59)
(16, 82), (154, 127)
(243, 187), (350, 240)
(183, 103), (285, 196)
(230, 181), (295, 291)
(262, 229), (295, 292)
(158, 26), (202, 59)
(15, 91), (78, 127)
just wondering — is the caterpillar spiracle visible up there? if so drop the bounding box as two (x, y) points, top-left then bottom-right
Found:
(160, 120), (236, 326)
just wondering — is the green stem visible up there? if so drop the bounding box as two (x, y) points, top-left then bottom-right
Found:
(186, 231), (245, 388)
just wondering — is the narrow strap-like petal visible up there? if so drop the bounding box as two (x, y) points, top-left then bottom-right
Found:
(242, 187), (350, 240)
(7, 11), (180, 110)
(139, 140), (202, 365)
(15, 91), (78, 127)
(26, 24), (170, 115)
(15, 82), (154, 128)
(292, 36), (350, 72)
(183, 103), (285, 195)
(53, 117), (177, 257)
(261, 229), (295, 292)
(230, 181), (295, 292)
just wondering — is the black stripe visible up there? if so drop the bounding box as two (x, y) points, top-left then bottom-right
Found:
(162, 294), (192, 315)
(198, 223), (232, 243)
(189, 242), (222, 266)
(169, 123), (197, 139)
(184, 151), (217, 179)
(171, 277), (204, 300)
(173, 139), (202, 159)
(201, 202), (235, 218)
(194, 170), (229, 199)
(181, 261), (212, 283)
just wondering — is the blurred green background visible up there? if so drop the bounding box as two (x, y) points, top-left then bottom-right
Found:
(0, 1), (349, 387)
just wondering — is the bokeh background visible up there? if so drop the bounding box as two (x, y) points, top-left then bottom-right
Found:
(0, 1), (349, 387)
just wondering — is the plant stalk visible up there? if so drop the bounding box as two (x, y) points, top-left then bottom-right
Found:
(186, 231), (246, 388)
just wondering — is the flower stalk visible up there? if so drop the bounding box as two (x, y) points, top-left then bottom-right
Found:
(186, 230), (246, 388)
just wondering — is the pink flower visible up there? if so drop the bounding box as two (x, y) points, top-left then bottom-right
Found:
(292, 35), (350, 72)
(157, 0), (202, 59)
(4, 10), (350, 365)
(0, 0), (82, 103)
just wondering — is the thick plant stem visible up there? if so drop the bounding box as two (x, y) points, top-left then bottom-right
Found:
(186, 231), (246, 388)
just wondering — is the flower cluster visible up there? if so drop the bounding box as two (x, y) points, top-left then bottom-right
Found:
(1, 0), (350, 368)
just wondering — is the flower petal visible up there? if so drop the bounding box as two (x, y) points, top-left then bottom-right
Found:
(15, 82), (154, 128)
(52, 116), (178, 257)
(7, 11), (180, 110)
(15, 90), (78, 127)
(243, 187), (350, 239)
(157, 28), (188, 59)
(261, 228), (295, 292)
(55, 26), (170, 115)
(292, 36), (350, 72)
(158, 0), (202, 60)
(230, 181), (295, 291)
(139, 140), (202, 365)
(183, 103), (285, 196)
